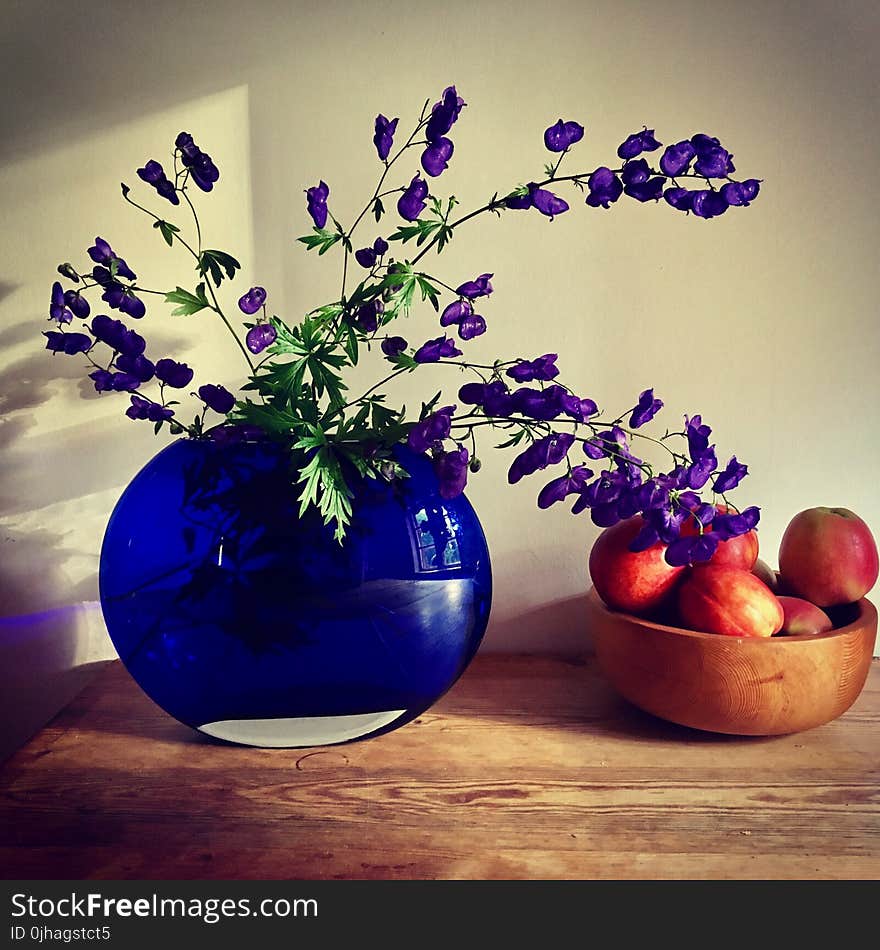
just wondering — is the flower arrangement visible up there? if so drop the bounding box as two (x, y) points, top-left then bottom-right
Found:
(42, 85), (762, 563)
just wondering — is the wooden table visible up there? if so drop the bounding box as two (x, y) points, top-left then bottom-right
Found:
(2, 656), (878, 880)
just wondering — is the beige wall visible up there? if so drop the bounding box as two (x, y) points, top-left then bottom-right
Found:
(1, 0), (878, 733)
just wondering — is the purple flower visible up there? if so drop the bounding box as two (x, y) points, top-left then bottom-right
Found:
(544, 119), (585, 152)
(504, 190), (534, 210)
(458, 382), (487, 404)
(458, 312), (486, 340)
(511, 386), (566, 421)
(198, 383), (235, 415)
(354, 237), (389, 270)
(720, 179), (761, 207)
(659, 140), (696, 177)
(664, 531), (720, 566)
(354, 298), (383, 333)
(434, 446), (469, 499)
(528, 184), (569, 220)
(63, 290), (90, 319)
(713, 456), (749, 494)
(508, 432), (575, 484)
(90, 314), (145, 356)
(43, 331), (92, 355)
(694, 146), (734, 178)
(618, 129), (662, 160)
(663, 187), (695, 212)
(397, 174), (429, 221)
(306, 180), (330, 229)
(624, 177), (666, 202)
(629, 388), (663, 428)
(238, 286), (267, 315)
(713, 506), (760, 540)
(115, 353), (155, 383)
(691, 190), (729, 219)
(425, 86), (466, 143)
(175, 132), (219, 192)
(246, 323), (277, 354)
(101, 284), (146, 319)
(561, 394), (599, 422)
(685, 414), (712, 458)
(455, 274), (493, 299)
(89, 369), (114, 392)
(407, 405), (455, 453)
(381, 336), (408, 358)
(137, 159), (179, 205)
(585, 167), (623, 209)
(373, 114), (399, 161)
(686, 446), (717, 489)
(87, 238), (136, 281)
(440, 299), (473, 327)
(49, 282), (73, 324)
(126, 394), (175, 423)
(154, 358), (194, 388)
(421, 137), (454, 177)
(537, 465), (593, 509)
(110, 372), (142, 392)
(622, 159), (650, 186)
(413, 335), (462, 363)
(507, 353), (559, 383)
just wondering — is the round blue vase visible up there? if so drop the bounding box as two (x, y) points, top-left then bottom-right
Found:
(99, 437), (492, 747)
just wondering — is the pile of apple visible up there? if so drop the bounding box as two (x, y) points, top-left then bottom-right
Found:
(589, 506), (879, 637)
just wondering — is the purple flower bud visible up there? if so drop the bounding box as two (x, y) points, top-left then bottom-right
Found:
(413, 335), (462, 363)
(458, 312), (486, 341)
(63, 290), (90, 319)
(154, 358), (194, 388)
(440, 298), (473, 327)
(373, 237), (389, 256)
(306, 180), (330, 229)
(618, 128), (662, 160)
(246, 323), (277, 354)
(354, 298), (383, 333)
(407, 405), (456, 453)
(115, 353), (155, 383)
(354, 247), (377, 269)
(238, 286), (267, 315)
(421, 137), (454, 177)
(659, 141), (696, 177)
(381, 336), (408, 358)
(397, 174), (429, 221)
(198, 383), (235, 414)
(458, 382), (486, 404)
(137, 159), (180, 205)
(43, 331), (92, 355)
(629, 388), (663, 428)
(544, 119), (585, 153)
(506, 353), (559, 383)
(585, 167), (623, 209)
(49, 281), (73, 324)
(433, 446), (470, 499)
(373, 114), (399, 161)
(455, 273), (493, 299)
(504, 191), (533, 210)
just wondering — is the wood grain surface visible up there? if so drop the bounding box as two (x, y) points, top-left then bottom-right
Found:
(1, 656), (878, 880)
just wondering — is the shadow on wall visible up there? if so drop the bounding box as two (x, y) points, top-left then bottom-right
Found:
(483, 592), (593, 654)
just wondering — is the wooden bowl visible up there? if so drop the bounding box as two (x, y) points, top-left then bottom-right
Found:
(586, 587), (877, 735)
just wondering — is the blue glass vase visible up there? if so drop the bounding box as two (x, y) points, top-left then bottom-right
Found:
(99, 436), (492, 747)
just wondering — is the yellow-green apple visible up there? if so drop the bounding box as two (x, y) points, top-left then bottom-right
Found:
(776, 595), (833, 636)
(752, 557), (778, 591)
(778, 507), (879, 607)
(678, 565), (784, 637)
(589, 516), (686, 615)
(680, 504), (759, 571)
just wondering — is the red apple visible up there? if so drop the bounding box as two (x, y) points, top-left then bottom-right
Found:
(752, 557), (778, 591)
(589, 516), (685, 615)
(678, 565), (784, 638)
(680, 504), (759, 571)
(776, 596), (833, 636)
(778, 507), (879, 607)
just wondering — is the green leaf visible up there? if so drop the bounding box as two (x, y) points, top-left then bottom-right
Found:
(342, 322), (359, 365)
(198, 249), (241, 287)
(153, 219), (180, 247)
(164, 285), (210, 316)
(297, 228), (342, 255)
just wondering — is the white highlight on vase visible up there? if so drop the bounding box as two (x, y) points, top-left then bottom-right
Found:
(197, 709), (408, 747)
